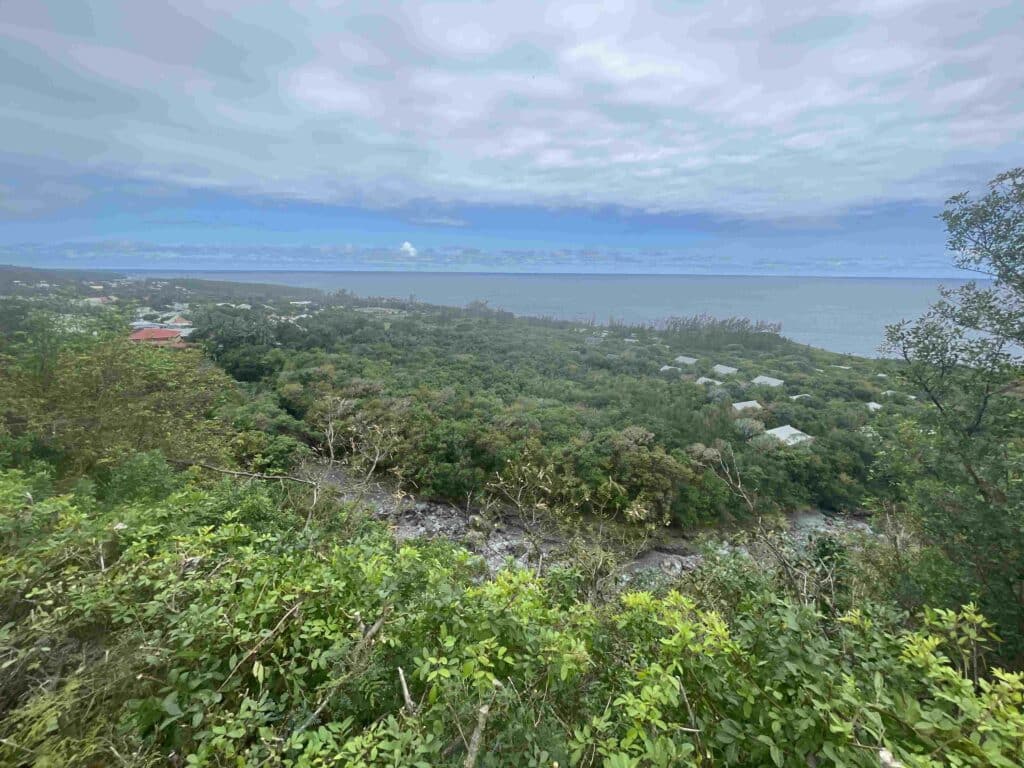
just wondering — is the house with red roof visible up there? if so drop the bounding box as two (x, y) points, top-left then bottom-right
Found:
(129, 328), (187, 348)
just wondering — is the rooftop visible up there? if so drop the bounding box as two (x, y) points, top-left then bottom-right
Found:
(732, 400), (763, 413)
(129, 328), (182, 342)
(765, 424), (813, 446)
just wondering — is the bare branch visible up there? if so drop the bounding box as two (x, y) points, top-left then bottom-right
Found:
(398, 667), (418, 716)
(170, 459), (319, 487)
(463, 703), (491, 768)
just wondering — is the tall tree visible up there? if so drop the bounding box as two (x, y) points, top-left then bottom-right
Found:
(883, 168), (1024, 661)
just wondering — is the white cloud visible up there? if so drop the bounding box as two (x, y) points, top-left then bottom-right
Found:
(410, 215), (467, 227)
(400, 241), (417, 257)
(0, 0), (1021, 219)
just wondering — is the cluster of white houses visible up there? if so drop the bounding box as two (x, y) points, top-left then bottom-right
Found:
(661, 353), (902, 448)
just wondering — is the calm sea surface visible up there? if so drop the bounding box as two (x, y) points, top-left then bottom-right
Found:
(148, 272), (971, 358)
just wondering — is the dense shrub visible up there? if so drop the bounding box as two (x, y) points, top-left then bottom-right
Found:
(1, 468), (1021, 767)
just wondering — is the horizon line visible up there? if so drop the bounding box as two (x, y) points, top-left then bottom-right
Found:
(121, 268), (975, 281)
(1, 264), (978, 281)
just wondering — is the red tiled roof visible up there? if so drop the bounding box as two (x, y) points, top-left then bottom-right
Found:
(129, 328), (182, 341)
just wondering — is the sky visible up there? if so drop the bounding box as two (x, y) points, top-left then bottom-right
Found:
(1, 0), (1022, 275)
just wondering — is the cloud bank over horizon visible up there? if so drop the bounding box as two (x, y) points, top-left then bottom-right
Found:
(1, 1), (1021, 273)
(0, 233), (968, 278)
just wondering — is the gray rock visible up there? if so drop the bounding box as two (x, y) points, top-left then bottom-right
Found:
(627, 549), (704, 578)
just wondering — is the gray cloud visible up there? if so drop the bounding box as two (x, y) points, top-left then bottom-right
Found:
(1, 0), (1022, 219)
(0, 178), (93, 217)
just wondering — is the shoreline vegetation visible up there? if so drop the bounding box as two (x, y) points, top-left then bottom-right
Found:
(0, 170), (1022, 765)
(118, 269), (978, 358)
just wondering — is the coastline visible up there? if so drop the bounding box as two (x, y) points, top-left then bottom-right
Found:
(133, 270), (970, 357)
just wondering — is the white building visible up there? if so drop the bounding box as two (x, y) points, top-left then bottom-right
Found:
(660, 365), (681, 373)
(712, 364), (738, 376)
(789, 394), (811, 401)
(867, 401), (883, 412)
(696, 376), (723, 386)
(674, 355), (697, 365)
(751, 375), (784, 388)
(765, 425), (813, 446)
(881, 390), (917, 400)
(732, 400), (763, 414)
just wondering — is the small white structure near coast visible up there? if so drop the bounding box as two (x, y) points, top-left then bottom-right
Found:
(660, 365), (681, 373)
(765, 424), (813, 446)
(674, 355), (697, 365)
(696, 376), (722, 386)
(751, 375), (784, 388)
(712, 364), (738, 376)
(867, 401), (883, 412)
(881, 390), (917, 400)
(789, 393), (811, 401)
(732, 400), (763, 414)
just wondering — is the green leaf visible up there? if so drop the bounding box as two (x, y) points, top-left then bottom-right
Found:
(162, 691), (183, 717)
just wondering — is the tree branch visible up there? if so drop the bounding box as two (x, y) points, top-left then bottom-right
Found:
(463, 703), (491, 768)
(218, 600), (303, 692)
(291, 607), (391, 736)
(170, 459), (319, 487)
(398, 667), (418, 716)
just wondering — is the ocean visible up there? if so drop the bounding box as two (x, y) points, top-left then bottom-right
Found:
(148, 272), (972, 358)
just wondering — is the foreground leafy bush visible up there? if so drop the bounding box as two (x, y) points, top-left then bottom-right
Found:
(1, 467), (1021, 767)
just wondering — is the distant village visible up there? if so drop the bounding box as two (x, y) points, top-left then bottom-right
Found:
(573, 327), (918, 449)
(1, 271), (332, 346)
